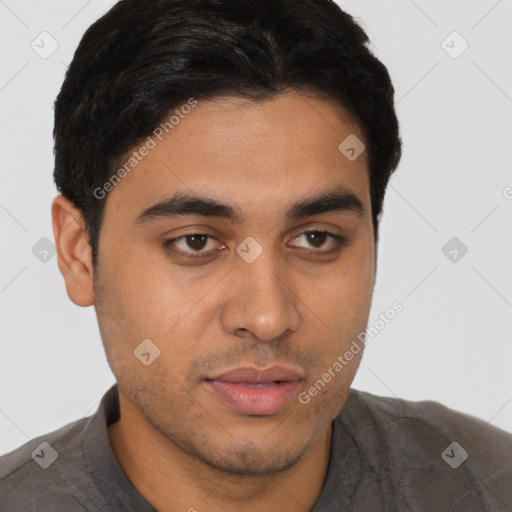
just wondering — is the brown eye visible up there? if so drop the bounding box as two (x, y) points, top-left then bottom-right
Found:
(290, 230), (346, 253)
(162, 229), (346, 261)
(306, 231), (328, 248)
(163, 234), (221, 258)
(183, 234), (209, 251)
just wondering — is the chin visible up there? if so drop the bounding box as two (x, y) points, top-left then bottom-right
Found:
(192, 439), (311, 476)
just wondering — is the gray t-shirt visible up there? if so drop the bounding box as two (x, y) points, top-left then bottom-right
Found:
(1, 384), (510, 511)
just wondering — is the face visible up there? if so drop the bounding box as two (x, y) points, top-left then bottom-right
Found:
(93, 91), (375, 475)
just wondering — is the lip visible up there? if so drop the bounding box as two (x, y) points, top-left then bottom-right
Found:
(210, 365), (304, 383)
(205, 366), (303, 415)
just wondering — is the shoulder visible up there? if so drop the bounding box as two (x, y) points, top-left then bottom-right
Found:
(1, 415), (83, 474)
(343, 389), (512, 452)
(0, 415), (97, 511)
(337, 389), (512, 508)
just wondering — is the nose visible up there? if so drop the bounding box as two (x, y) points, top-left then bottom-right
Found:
(220, 249), (300, 344)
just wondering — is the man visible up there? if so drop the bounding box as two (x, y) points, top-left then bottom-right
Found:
(1, 0), (510, 510)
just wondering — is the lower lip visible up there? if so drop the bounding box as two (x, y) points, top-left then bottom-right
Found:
(205, 380), (301, 415)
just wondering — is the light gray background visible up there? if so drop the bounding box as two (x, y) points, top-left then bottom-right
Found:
(1, 0), (511, 456)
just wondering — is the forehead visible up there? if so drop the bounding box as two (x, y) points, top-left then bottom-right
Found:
(104, 91), (370, 224)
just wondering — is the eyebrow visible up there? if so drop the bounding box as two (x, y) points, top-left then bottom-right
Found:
(134, 185), (366, 226)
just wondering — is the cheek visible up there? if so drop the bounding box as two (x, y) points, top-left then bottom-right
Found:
(308, 240), (374, 323)
(96, 251), (224, 382)
(98, 241), (190, 335)
(97, 225), (374, 359)
(302, 245), (374, 366)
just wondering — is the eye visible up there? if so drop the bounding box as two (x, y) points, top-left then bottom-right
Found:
(162, 234), (223, 258)
(289, 230), (346, 254)
(163, 229), (346, 260)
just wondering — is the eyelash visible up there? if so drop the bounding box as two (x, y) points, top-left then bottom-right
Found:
(162, 230), (347, 259)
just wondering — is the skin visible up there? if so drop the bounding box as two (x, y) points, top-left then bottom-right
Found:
(52, 90), (375, 511)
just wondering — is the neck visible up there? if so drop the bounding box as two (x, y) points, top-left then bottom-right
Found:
(108, 391), (333, 512)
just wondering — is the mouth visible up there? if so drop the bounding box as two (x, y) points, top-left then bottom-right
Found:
(204, 366), (303, 416)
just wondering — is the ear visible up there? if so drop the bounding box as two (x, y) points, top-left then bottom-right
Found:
(51, 195), (95, 307)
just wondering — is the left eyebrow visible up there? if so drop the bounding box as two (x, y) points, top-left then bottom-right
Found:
(284, 186), (366, 222)
(134, 185), (366, 226)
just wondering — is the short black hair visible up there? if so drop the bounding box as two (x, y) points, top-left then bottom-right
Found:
(53, 0), (402, 270)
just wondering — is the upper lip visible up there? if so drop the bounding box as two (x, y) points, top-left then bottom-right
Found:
(207, 366), (304, 383)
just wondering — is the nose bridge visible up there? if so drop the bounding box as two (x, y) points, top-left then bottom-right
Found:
(221, 244), (300, 341)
